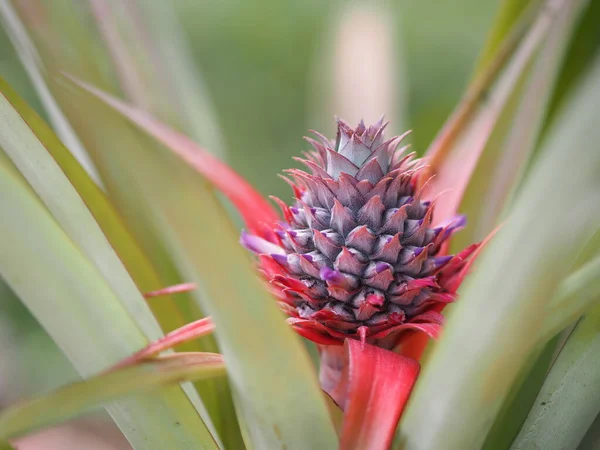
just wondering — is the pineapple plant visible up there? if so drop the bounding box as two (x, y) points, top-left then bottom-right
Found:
(0, 0), (598, 449)
(242, 118), (475, 350)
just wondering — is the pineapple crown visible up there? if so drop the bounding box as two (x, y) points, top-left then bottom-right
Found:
(242, 118), (474, 349)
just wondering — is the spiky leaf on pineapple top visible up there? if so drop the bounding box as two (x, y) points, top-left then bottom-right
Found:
(242, 118), (477, 350)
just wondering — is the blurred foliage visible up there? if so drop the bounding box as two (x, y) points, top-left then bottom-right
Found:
(546, 0), (600, 124)
(0, 0), (499, 202)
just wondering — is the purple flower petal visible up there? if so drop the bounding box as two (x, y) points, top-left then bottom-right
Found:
(434, 255), (453, 268)
(240, 231), (285, 255)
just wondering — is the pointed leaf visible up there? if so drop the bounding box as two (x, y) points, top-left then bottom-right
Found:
(400, 226), (499, 362)
(87, 0), (227, 158)
(0, 162), (219, 449)
(474, 1), (535, 74)
(0, 76), (163, 354)
(0, 69), (225, 439)
(114, 318), (216, 369)
(0, 73), (223, 433)
(0, 0), (100, 183)
(424, 0), (573, 226)
(482, 334), (562, 450)
(456, 0), (587, 247)
(541, 254), (600, 341)
(1, 2), (236, 442)
(66, 74), (279, 238)
(0, 76), (215, 352)
(144, 282), (197, 298)
(423, 1), (536, 170)
(0, 353), (225, 441)
(396, 47), (600, 450)
(512, 304), (600, 450)
(340, 340), (419, 450)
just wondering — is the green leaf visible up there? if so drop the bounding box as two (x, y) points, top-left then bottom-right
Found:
(424, 0), (576, 228)
(0, 75), (219, 353)
(0, 163), (219, 449)
(0, 353), (225, 441)
(482, 334), (562, 450)
(578, 412), (600, 450)
(396, 45), (600, 450)
(455, 0), (588, 247)
(474, 0), (536, 74)
(323, 394), (343, 438)
(483, 252), (600, 449)
(0, 74), (223, 438)
(85, 0), (227, 159)
(60, 80), (338, 449)
(545, 0), (600, 129)
(0, 0), (100, 183)
(511, 304), (600, 449)
(542, 254), (600, 341)
(0, 76), (165, 349)
(0, 3), (236, 441)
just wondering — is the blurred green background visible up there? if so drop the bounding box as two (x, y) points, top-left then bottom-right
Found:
(0, 0), (499, 201)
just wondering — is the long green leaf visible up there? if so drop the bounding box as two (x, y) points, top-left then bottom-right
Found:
(86, 0), (226, 159)
(457, 0), (587, 246)
(482, 335), (561, 450)
(483, 253), (600, 449)
(0, 76), (163, 347)
(511, 303), (600, 449)
(0, 3), (235, 441)
(0, 75), (218, 354)
(59, 81), (338, 449)
(0, 163), (219, 449)
(542, 254), (600, 341)
(544, 0), (600, 130)
(474, 0), (537, 74)
(425, 0), (575, 227)
(396, 49), (600, 450)
(0, 0), (100, 184)
(0, 75), (221, 439)
(0, 353), (225, 441)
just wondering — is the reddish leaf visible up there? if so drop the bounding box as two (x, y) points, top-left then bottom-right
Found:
(422, 3), (555, 226)
(143, 282), (197, 298)
(340, 340), (420, 450)
(65, 74), (280, 239)
(112, 317), (215, 369)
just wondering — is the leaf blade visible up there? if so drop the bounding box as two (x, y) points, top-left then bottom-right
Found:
(0, 162), (220, 449)
(396, 44), (600, 450)
(511, 305), (600, 450)
(0, 353), (225, 441)
(340, 341), (419, 450)
(65, 73), (279, 237)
